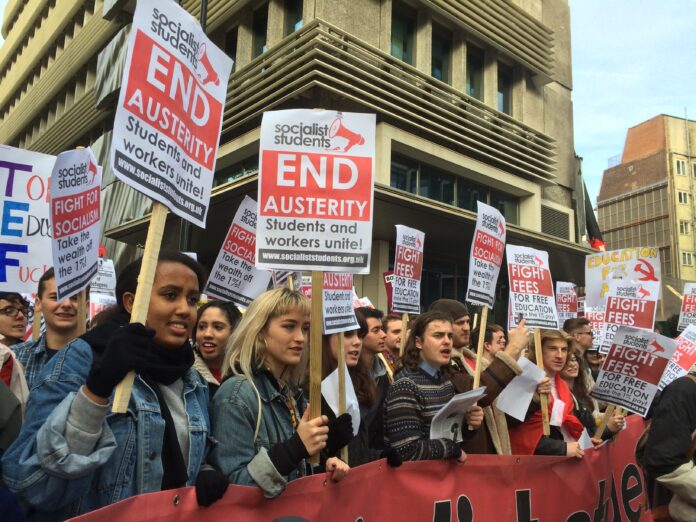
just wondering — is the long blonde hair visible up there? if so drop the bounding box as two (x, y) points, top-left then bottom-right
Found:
(223, 288), (311, 439)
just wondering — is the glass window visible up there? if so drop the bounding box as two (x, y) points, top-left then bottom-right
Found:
(285, 0), (303, 35)
(679, 191), (690, 204)
(391, 2), (416, 65)
(214, 156), (259, 187)
(419, 164), (455, 205)
(680, 220), (692, 235)
(491, 189), (519, 225)
(466, 45), (484, 100)
(224, 27), (238, 72)
(252, 3), (269, 58)
(682, 252), (693, 266)
(431, 25), (452, 83)
(677, 159), (686, 176)
(497, 63), (512, 115)
(457, 179), (486, 213)
(390, 154), (418, 194)
(692, 163), (696, 178)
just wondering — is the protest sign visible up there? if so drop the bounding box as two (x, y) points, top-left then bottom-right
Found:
(392, 225), (424, 314)
(430, 387), (486, 442)
(585, 306), (605, 351)
(555, 282), (578, 329)
(205, 196), (271, 308)
(110, 0), (233, 227)
(659, 325), (696, 390)
(70, 417), (651, 522)
(598, 280), (659, 354)
(383, 271), (394, 313)
(591, 326), (675, 416)
(466, 201), (506, 308)
(50, 148), (102, 300)
(585, 247), (661, 308)
(255, 109), (375, 273)
(677, 283), (696, 332)
(506, 245), (557, 328)
(322, 273), (359, 334)
(89, 258), (117, 320)
(0, 145), (55, 294)
(272, 270), (302, 289)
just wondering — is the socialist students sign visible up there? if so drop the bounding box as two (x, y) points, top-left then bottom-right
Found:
(506, 245), (557, 328)
(111, 0), (233, 227)
(256, 110), (375, 273)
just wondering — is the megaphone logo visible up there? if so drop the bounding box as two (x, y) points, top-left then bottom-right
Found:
(196, 43), (219, 87)
(87, 160), (97, 185)
(328, 114), (365, 153)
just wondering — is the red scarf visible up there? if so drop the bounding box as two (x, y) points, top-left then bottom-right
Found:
(509, 373), (585, 455)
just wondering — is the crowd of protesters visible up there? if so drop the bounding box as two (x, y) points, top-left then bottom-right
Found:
(0, 253), (691, 520)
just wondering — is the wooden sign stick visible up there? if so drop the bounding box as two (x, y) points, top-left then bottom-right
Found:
(287, 275), (295, 291)
(399, 312), (409, 357)
(472, 312), (479, 331)
(309, 270), (324, 465)
(76, 290), (87, 335)
(534, 328), (551, 436)
(32, 307), (41, 341)
(472, 306), (489, 389)
(338, 330), (348, 463)
(594, 404), (616, 439)
(112, 203), (168, 413)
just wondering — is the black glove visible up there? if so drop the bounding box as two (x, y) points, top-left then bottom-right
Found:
(86, 323), (154, 398)
(380, 446), (402, 467)
(325, 413), (354, 456)
(195, 468), (229, 507)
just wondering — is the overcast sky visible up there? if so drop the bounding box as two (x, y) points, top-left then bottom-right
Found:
(0, 0), (693, 210)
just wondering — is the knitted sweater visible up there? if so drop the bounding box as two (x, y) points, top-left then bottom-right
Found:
(384, 367), (472, 461)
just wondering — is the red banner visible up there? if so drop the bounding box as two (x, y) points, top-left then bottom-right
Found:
(70, 417), (653, 521)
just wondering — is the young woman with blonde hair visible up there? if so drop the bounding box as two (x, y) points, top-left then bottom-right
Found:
(209, 288), (349, 499)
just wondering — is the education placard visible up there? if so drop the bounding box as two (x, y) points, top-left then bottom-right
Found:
(392, 225), (424, 314)
(465, 201), (506, 308)
(556, 282), (578, 329)
(110, 0), (233, 227)
(206, 196), (272, 307)
(592, 326), (675, 416)
(50, 148), (102, 300)
(659, 325), (696, 390)
(677, 283), (696, 332)
(256, 109), (375, 273)
(506, 245), (557, 328)
(0, 145), (55, 294)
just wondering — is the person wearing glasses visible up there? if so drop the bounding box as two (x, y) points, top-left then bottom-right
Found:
(11, 269), (79, 389)
(584, 348), (605, 382)
(0, 292), (30, 347)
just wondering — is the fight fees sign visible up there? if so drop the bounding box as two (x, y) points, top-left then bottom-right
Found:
(256, 110), (375, 273)
(677, 283), (696, 332)
(585, 247), (661, 308)
(392, 225), (425, 314)
(506, 245), (557, 328)
(111, 0), (233, 227)
(71, 416), (651, 522)
(592, 326), (675, 416)
(50, 148), (102, 300)
(599, 280), (659, 354)
(205, 196), (271, 308)
(0, 146), (55, 294)
(555, 282), (578, 329)
(466, 201), (505, 308)
(659, 325), (696, 390)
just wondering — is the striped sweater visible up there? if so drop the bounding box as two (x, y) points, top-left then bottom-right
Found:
(384, 367), (469, 461)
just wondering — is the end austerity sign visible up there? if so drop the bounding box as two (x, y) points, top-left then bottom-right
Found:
(256, 110), (375, 273)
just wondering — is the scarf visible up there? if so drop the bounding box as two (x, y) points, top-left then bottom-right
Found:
(509, 373), (585, 455)
(81, 311), (194, 489)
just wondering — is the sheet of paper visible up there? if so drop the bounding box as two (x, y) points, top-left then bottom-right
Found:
(496, 357), (546, 422)
(321, 365), (360, 437)
(550, 399), (565, 426)
(578, 429), (594, 450)
(429, 387), (487, 442)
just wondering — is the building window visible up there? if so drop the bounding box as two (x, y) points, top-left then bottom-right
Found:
(284, 0), (303, 35)
(252, 3), (269, 58)
(692, 163), (696, 178)
(466, 45), (484, 100)
(682, 252), (693, 266)
(391, 2), (416, 65)
(678, 191), (690, 204)
(680, 220), (692, 235)
(431, 25), (452, 83)
(214, 155), (259, 187)
(224, 27), (238, 71)
(677, 159), (686, 176)
(390, 153), (519, 224)
(497, 63), (512, 115)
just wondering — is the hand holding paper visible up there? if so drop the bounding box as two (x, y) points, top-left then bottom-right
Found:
(496, 358), (546, 421)
(430, 387), (487, 441)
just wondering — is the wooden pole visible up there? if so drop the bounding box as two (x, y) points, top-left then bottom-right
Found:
(112, 203), (168, 413)
(534, 328), (550, 436)
(472, 306), (488, 389)
(32, 307), (41, 341)
(338, 331), (348, 463)
(472, 312), (479, 331)
(399, 312), (409, 357)
(287, 275), (295, 292)
(594, 404), (616, 439)
(309, 271), (323, 465)
(76, 290), (87, 335)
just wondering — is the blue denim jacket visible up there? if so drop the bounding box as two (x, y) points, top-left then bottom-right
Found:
(1, 338), (210, 521)
(209, 371), (307, 498)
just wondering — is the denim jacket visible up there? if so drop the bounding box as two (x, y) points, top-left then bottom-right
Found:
(209, 371), (307, 498)
(1, 338), (210, 521)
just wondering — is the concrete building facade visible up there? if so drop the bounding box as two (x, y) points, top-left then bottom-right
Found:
(597, 114), (696, 315)
(1, 0), (591, 320)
